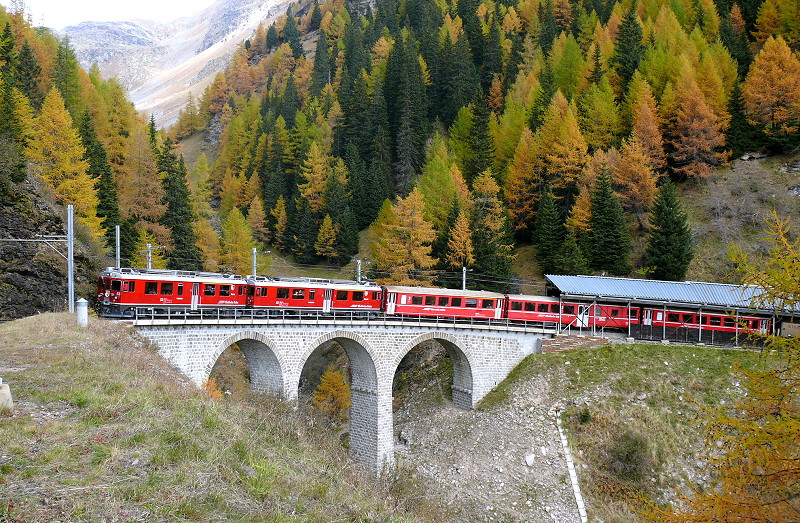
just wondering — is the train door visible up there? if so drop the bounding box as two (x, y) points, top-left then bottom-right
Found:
(643, 309), (653, 326)
(323, 289), (332, 313)
(494, 298), (503, 319)
(576, 305), (590, 328)
(191, 282), (200, 311)
(386, 292), (397, 315)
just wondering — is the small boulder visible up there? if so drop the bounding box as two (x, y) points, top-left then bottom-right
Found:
(0, 381), (13, 415)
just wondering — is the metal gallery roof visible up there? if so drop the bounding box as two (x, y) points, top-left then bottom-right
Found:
(545, 274), (769, 312)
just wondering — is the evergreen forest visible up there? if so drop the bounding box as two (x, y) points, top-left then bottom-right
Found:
(2, 0), (800, 291)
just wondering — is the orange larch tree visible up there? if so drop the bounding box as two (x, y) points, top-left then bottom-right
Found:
(742, 36), (800, 144)
(670, 80), (729, 179)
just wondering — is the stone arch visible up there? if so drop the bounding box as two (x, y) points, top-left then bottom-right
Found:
(212, 330), (285, 397)
(394, 332), (475, 409)
(300, 330), (383, 470)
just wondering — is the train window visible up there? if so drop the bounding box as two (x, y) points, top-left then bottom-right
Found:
(724, 317), (735, 327)
(610, 309), (619, 317)
(218, 285), (230, 297)
(374, 291), (382, 300)
(668, 313), (679, 322)
(177, 284), (184, 295)
(278, 288), (290, 299)
(204, 284), (216, 296)
(629, 309), (638, 318)
(511, 301), (522, 311)
(438, 297), (449, 306)
(525, 303), (535, 312)
(309, 290), (316, 299)
(709, 317), (721, 326)
(537, 303), (548, 312)
(336, 290), (348, 300)
(482, 300), (494, 308)
(238, 285), (246, 295)
(145, 282), (158, 295)
(683, 314), (695, 323)
(451, 297), (462, 307)
(292, 289), (305, 299)
(352, 291), (363, 301)
(563, 305), (575, 315)
(412, 296), (423, 305)
(552, 304), (560, 313)
(111, 280), (122, 292)
(425, 296), (436, 305)
(160, 282), (174, 295)
(751, 320), (760, 329)
(465, 299), (478, 308)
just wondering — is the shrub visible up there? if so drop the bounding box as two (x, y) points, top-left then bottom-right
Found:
(605, 429), (652, 483)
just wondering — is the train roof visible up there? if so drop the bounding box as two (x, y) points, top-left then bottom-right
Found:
(545, 274), (776, 313)
(246, 276), (380, 290)
(506, 294), (561, 302)
(100, 267), (247, 284)
(383, 286), (505, 298)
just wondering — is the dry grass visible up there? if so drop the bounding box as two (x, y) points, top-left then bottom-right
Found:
(0, 313), (443, 521)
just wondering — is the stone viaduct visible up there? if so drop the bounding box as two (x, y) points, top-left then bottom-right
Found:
(131, 315), (548, 473)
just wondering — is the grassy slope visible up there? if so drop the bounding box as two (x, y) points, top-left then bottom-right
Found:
(0, 313), (440, 522)
(479, 342), (771, 522)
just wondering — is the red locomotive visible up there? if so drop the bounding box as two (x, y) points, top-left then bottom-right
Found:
(96, 267), (774, 344)
(97, 267), (247, 316)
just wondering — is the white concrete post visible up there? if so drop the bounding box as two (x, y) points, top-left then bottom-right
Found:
(76, 298), (89, 327)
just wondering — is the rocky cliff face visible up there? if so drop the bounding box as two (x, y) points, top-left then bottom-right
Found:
(65, 0), (289, 128)
(0, 179), (101, 319)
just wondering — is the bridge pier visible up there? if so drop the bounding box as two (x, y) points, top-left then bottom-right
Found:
(131, 319), (544, 474)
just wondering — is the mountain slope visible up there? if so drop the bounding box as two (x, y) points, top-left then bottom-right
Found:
(65, 0), (291, 127)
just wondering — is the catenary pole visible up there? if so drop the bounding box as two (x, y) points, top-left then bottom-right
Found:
(67, 205), (75, 313)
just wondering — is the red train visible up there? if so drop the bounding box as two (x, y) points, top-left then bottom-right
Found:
(96, 267), (773, 343)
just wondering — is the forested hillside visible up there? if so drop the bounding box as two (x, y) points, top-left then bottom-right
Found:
(168, 0), (800, 290)
(3, 0), (800, 297)
(0, 5), (208, 285)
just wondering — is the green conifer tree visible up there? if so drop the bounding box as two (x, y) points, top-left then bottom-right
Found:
(16, 41), (42, 108)
(311, 30), (330, 96)
(266, 23), (278, 49)
(51, 37), (84, 120)
(309, 1), (322, 32)
(471, 172), (515, 291)
(0, 79), (26, 194)
(643, 181), (693, 281)
(555, 230), (590, 275)
(534, 190), (565, 275)
(159, 139), (203, 270)
(464, 94), (495, 185)
(78, 112), (120, 248)
(588, 169), (631, 275)
(283, 11), (304, 58)
(726, 82), (766, 156)
(612, 4), (645, 93)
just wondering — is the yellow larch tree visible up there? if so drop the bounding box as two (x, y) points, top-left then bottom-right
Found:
(505, 127), (543, 232)
(446, 209), (475, 269)
(613, 136), (658, 217)
(742, 36), (800, 139)
(220, 207), (255, 274)
(25, 87), (102, 237)
(631, 81), (667, 170)
(369, 188), (437, 285)
(298, 140), (330, 214)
